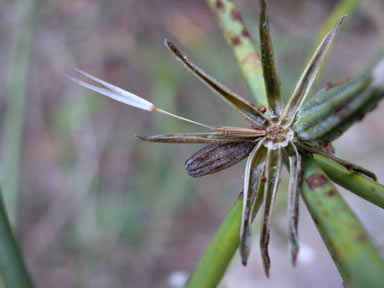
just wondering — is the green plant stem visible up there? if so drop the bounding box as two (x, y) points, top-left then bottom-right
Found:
(187, 184), (264, 288)
(206, 0), (267, 107)
(0, 190), (34, 288)
(186, 197), (242, 288)
(301, 157), (384, 287)
(314, 154), (384, 208)
(2, 0), (35, 225)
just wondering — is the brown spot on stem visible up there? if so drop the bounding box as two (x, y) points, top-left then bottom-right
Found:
(326, 82), (334, 90)
(241, 28), (250, 38)
(319, 142), (335, 154)
(258, 105), (267, 114)
(230, 8), (243, 23)
(305, 174), (329, 189)
(231, 36), (241, 46)
(333, 99), (350, 120)
(356, 234), (367, 242)
(261, 175), (267, 182)
(346, 164), (353, 171)
(326, 190), (335, 196)
(313, 217), (319, 225)
(215, 0), (224, 9)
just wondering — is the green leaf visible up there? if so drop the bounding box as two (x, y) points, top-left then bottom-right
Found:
(281, 16), (346, 127)
(314, 154), (384, 209)
(259, 0), (282, 117)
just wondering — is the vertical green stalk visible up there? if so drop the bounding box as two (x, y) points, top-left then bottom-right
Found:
(0, 189), (34, 288)
(186, 197), (242, 288)
(2, 0), (35, 225)
(206, 0), (267, 107)
(301, 157), (384, 287)
(187, 184), (264, 288)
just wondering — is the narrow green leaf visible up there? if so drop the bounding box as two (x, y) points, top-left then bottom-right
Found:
(240, 140), (266, 265)
(314, 154), (384, 209)
(0, 190), (34, 288)
(282, 16), (346, 127)
(286, 142), (301, 265)
(260, 148), (282, 277)
(298, 142), (377, 181)
(259, 0), (282, 117)
(2, 0), (35, 225)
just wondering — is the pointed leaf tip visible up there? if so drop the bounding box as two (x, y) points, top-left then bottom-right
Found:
(281, 14), (346, 126)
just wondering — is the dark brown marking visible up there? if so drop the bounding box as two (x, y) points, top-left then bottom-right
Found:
(230, 8), (243, 22)
(241, 28), (250, 38)
(313, 217), (319, 225)
(261, 175), (267, 182)
(215, 0), (224, 9)
(305, 174), (329, 189)
(231, 36), (241, 46)
(326, 82), (334, 90)
(318, 142), (335, 154)
(326, 189), (336, 196)
(258, 105), (267, 114)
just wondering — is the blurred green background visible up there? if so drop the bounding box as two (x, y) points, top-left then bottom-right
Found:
(0, 0), (384, 287)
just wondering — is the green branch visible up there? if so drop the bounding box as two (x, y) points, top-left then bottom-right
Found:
(186, 197), (242, 287)
(187, 183), (265, 288)
(206, 0), (267, 106)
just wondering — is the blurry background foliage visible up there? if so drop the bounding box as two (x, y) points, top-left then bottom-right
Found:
(0, 0), (383, 287)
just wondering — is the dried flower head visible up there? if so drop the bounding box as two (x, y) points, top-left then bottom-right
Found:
(69, 0), (376, 277)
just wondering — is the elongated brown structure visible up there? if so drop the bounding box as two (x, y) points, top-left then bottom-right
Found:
(185, 142), (256, 177)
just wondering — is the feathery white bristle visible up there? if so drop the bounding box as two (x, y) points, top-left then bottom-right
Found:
(69, 69), (219, 130)
(68, 69), (155, 111)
